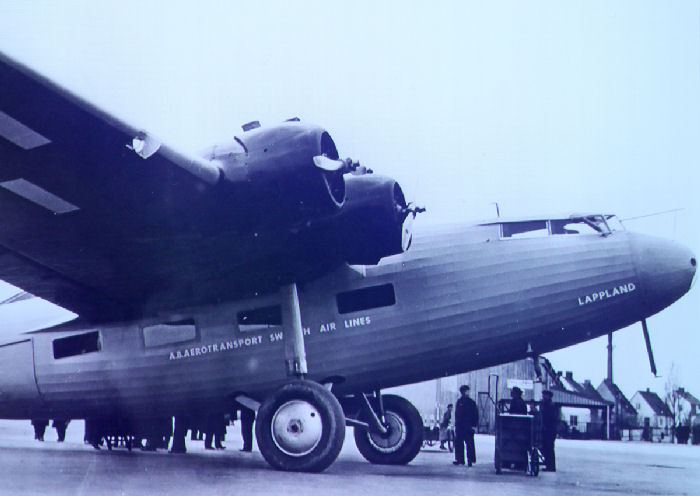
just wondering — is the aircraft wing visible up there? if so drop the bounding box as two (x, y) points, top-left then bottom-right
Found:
(0, 51), (230, 321)
(0, 52), (414, 323)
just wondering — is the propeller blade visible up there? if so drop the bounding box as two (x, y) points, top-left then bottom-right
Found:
(400, 203), (425, 252)
(641, 319), (658, 376)
(313, 156), (359, 173)
(401, 214), (413, 252)
(313, 155), (343, 171)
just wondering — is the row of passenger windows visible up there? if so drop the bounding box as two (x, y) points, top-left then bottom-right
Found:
(51, 284), (397, 359)
(237, 283), (396, 332)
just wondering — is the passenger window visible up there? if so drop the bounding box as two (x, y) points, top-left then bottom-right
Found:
(336, 283), (396, 314)
(53, 331), (101, 359)
(143, 319), (197, 348)
(238, 305), (282, 332)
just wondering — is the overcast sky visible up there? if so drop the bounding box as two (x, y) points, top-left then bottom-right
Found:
(0, 1), (698, 399)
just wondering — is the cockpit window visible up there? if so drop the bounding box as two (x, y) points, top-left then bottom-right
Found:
(551, 215), (616, 236)
(498, 214), (623, 240)
(501, 221), (548, 239)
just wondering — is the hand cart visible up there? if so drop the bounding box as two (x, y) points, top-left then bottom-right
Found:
(494, 401), (543, 476)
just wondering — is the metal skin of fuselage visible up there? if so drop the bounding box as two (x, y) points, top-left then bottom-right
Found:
(0, 222), (695, 421)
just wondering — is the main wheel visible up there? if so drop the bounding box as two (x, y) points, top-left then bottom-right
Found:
(255, 380), (345, 472)
(353, 394), (423, 465)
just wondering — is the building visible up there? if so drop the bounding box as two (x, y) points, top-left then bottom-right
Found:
(674, 388), (700, 444)
(389, 357), (558, 433)
(630, 389), (673, 442)
(557, 371), (612, 439)
(675, 388), (700, 425)
(597, 379), (638, 440)
(391, 357), (612, 438)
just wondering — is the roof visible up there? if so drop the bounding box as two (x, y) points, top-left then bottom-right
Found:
(550, 388), (612, 408)
(599, 379), (637, 414)
(678, 389), (700, 407)
(637, 391), (673, 417)
(581, 381), (607, 403)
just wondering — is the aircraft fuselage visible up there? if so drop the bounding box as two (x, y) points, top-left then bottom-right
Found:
(0, 222), (695, 420)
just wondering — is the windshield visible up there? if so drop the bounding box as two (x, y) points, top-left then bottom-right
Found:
(551, 215), (622, 236)
(499, 214), (623, 239)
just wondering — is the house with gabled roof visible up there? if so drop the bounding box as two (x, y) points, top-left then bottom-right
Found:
(676, 388), (700, 423)
(557, 371), (612, 439)
(631, 389), (673, 441)
(597, 379), (638, 439)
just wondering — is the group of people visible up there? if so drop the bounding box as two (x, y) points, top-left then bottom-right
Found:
(438, 384), (559, 472)
(170, 406), (256, 454)
(507, 386), (559, 472)
(31, 418), (69, 442)
(31, 404), (256, 455)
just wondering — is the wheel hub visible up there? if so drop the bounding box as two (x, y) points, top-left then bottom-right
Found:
(271, 399), (323, 457)
(367, 411), (406, 453)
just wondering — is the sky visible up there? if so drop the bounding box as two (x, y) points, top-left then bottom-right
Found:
(0, 1), (698, 400)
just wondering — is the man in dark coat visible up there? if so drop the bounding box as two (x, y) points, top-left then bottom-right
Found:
(540, 390), (559, 471)
(31, 419), (49, 442)
(52, 419), (70, 442)
(453, 385), (478, 467)
(509, 386), (527, 414)
(239, 405), (256, 452)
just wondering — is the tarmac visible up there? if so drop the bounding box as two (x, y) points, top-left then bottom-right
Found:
(0, 419), (698, 496)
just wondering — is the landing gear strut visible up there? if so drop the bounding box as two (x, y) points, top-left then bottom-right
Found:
(352, 392), (423, 465)
(255, 283), (345, 472)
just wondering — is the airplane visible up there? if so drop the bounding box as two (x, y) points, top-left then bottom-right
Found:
(0, 50), (696, 473)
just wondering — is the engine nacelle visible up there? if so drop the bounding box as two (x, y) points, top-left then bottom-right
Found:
(214, 123), (346, 225)
(337, 174), (411, 265)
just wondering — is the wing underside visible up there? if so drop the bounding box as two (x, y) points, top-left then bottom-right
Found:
(0, 52), (231, 321)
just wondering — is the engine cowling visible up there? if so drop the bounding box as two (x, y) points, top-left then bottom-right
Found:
(336, 174), (412, 265)
(215, 123), (346, 225)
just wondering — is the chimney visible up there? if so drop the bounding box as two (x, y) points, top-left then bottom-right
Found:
(565, 371), (573, 380)
(584, 380), (591, 386)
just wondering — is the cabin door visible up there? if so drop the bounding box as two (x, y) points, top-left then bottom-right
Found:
(0, 339), (44, 417)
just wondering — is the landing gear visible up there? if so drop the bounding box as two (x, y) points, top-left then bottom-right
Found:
(255, 380), (345, 472)
(353, 394), (423, 465)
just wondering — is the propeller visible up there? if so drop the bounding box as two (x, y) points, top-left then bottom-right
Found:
(641, 319), (658, 376)
(313, 155), (360, 174)
(400, 203), (426, 252)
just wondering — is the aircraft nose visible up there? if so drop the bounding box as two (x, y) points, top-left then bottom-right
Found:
(630, 233), (696, 315)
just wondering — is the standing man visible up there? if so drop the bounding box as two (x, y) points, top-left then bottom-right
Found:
(453, 385), (478, 467)
(239, 405), (256, 452)
(509, 387), (527, 414)
(52, 419), (70, 442)
(540, 390), (559, 472)
(439, 404), (453, 450)
(31, 419), (49, 442)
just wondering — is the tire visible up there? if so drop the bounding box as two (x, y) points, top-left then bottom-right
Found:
(353, 394), (423, 465)
(255, 380), (345, 472)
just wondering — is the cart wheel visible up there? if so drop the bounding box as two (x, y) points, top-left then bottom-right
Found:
(527, 448), (539, 477)
(494, 449), (502, 474)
